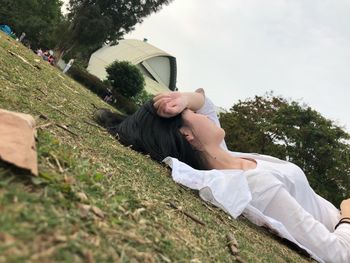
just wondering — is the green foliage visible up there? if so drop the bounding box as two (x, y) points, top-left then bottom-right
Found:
(0, 0), (63, 49)
(220, 93), (350, 205)
(68, 65), (137, 114)
(106, 61), (145, 98)
(111, 90), (138, 114)
(68, 0), (173, 43)
(68, 65), (108, 97)
(71, 5), (111, 45)
(55, 0), (173, 62)
(132, 89), (154, 106)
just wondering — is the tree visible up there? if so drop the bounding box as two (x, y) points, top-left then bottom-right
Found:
(220, 93), (350, 205)
(55, 0), (173, 61)
(0, 0), (63, 49)
(106, 61), (145, 97)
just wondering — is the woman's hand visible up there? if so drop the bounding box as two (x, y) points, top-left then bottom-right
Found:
(153, 91), (205, 118)
(153, 92), (189, 118)
(340, 198), (350, 218)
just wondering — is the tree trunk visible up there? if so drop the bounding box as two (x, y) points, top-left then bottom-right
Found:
(54, 42), (76, 62)
(54, 49), (65, 62)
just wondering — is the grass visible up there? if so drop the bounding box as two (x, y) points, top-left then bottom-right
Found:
(0, 31), (313, 263)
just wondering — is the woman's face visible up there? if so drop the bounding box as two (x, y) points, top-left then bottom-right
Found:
(180, 109), (225, 148)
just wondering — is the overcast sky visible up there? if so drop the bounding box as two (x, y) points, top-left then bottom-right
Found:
(124, 0), (350, 130)
(63, 0), (350, 130)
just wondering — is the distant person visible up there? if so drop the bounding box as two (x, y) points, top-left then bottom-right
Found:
(19, 32), (26, 42)
(63, 59), (74, 74)
(36, 48), (43, 57)
(103, 88), (113, 103)
(42, 50), (50, 61)
(23, 40), (31, 49)
(48, 55), (55, 66)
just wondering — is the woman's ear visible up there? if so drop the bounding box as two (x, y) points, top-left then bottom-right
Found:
(179, 127), (194, 143)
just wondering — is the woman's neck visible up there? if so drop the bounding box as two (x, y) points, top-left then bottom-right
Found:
(203, 146), (256, 171)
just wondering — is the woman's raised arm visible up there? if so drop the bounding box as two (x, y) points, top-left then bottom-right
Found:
(153, 90), (205, 118)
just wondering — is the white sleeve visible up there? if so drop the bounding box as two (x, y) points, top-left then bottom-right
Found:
(196, 95), (228, 150)
(264, 187), (350, 263)
(196, 95), (221, 127)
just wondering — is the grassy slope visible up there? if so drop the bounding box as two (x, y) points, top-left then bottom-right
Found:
(0, 32), (312, 263)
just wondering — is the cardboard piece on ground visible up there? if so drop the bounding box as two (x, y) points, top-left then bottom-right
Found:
(0, 109), (38, 175)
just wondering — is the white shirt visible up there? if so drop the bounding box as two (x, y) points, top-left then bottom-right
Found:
(243, 157), (350, 263)
(164, 96), (350, 263)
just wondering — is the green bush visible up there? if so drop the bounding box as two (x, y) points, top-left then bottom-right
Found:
(67, 66), (137, 114)
(132, 89), (154, 106)
(106, 61), (145, 98)
(111, 90), (138, 114)
(68, 66), (105, 96)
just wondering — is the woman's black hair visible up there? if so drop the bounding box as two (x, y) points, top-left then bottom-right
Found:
(94, 101), (207, 170)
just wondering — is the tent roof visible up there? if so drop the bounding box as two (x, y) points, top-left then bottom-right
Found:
(87, 39), (177, 93)
(90, 39), (173, 66)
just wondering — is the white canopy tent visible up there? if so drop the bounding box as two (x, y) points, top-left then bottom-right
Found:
(87, 39), (177, 95)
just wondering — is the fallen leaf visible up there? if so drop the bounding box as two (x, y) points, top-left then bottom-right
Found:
(89, 236), (100, 247)
(235, 256), (247, 263)
(0, 109), (38, 175)
(226, 232), (239, 255)
(54, 234), (67, 243)
(0, 232), (16, 245)
(64, 175), (76, 185)
(78, 204), (91, 218)
(159, 254), (171, 263)
(51, 153), (64, 173)
(84, 250), (95, 263)
(97, 221), (109, 228)
(132, 207), (146, 220)
(139, 219), (147, 225)
(91, 206), (104, 218)
(76, 192), (88, 202)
